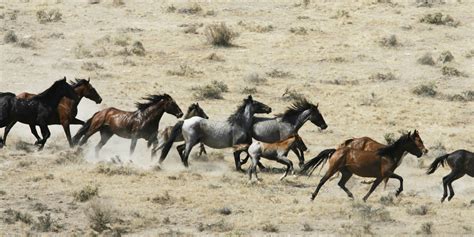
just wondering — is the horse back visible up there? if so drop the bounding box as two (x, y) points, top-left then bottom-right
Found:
(16, 92), (36, 100)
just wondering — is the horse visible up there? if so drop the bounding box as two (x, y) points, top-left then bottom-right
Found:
(0, 77), (79, 150)
(151, 103), (209, 159)
(426, 149), (474, 202)
(72, 94), (183, 158)
(246, 135), (303, 181)
(302, 131), (427, 202)
(15, 78), (102, 147)
(161, 95), (271, 170)
(246, 98), (328, 168)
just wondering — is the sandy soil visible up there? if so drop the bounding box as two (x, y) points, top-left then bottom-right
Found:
(1, 0), (473, 235)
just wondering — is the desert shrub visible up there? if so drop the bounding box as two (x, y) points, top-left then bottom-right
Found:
(2, 209), (33, 225)
(407, 205), (430, 216)
(131, 41), (145, 56)
(282, 88), (305, 101)
(32, 213), (62, 232)
(417, 53), (435, 66)
(302, 223), (313, 232)
(218, 207), (231, 215)
(74, 185), (99, 202)
(16, 37), (36, 49)
(85, 199), (117, 233)
(166, 5), (176, 13)
(177, 3), (202, 14)
(262, 223), (279, 233)
(122, 58), (136, 66)
(4, 30), (17, 43)
(55, 150), (84, 164)
(36, 9), (62, 23)
(465, 50), (474, 59)
(441, 66), (464, 77)
(0, 190), (6, 196)
(332, 10), (350, 19)
(360, 92), (379, 106)
(238, 21), (274, 33)
(379, 194), (397, 206)
(412, 83), (437, 97)
(81, 61), (104, 71)
(197, 219), (233, 232)
(205, 53), (224, 61)
(417, 222), (434, 235)
(192, 151), (225, 161)
(205, 23), (237, 47)
(420, 12), (459, 27)
(379, 35), (399, 47)
(352, 202), (391, 222)
(241, 87), (257, 94)
(167, 64), (202, 77)
(192, 81), (228, 100)
(32, 202), (48, 213)
(151, 191), (174, 205)
(114, 35), (129, 46)
(112, 0), (124, 7)
(267, 69), (291, 78)
(95, 164), (141, 176)
(245, 73), (267, 84)
(369, 72), (397, 81)
(183, 25), (198, 34)
(446, 91), (473, 102)
(74, 43), (92, 59)
(438, 50), (454, 63)
(290, 26), (307, 35)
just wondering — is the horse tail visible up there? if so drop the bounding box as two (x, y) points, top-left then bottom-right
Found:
(426, 154), (449, 174)
(159, 121), (184, 163)
(300, 148), (336, 176)
(72, 116), (93, 146)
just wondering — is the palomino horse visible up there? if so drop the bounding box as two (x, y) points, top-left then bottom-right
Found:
(0, 77), (79, 150)
(72, 94), (183, 158)
(302, 131), (427, 202)
(16, 78), (102, 147)
(248, 98), (327, 168)
(152, 103), (209, 159)
(427, 149), (474, 202)
(162, 95), (271, 170)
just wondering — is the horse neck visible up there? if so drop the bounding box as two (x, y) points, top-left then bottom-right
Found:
(184, 109), (197, 119)
(240, 103), (254, 130)
(387, 141), (410, 164)
(36, 86), (66, 108)
(290, 109), (311, 132)
(72, 86), (85, 104)
(138, 102), (166, 128)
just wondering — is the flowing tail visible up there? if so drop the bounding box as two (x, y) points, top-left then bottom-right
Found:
(72, 117), (93, 146)
(159, 120), (184, 163)
(426, 154), (449, 174)
(300, 148), (336, 176)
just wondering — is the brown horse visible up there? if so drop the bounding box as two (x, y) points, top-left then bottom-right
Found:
(303, 131), (427, 202)
(72, 94), (183, 158)
(16, 78), (102, 147)
(427, 149), (474, 202)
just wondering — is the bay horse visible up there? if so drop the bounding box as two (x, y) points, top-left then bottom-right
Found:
(0, 77), (79, 150)
(245, 135), (303, 181)
(161, 95), (271, 170)
(72, 94), (183, 158)
(427, 149), (474, 202)
(248, 98), (327, 168)
(152, 103), (209, 159)
(303, 131), (427, 202)
(16, 78), (102, 147)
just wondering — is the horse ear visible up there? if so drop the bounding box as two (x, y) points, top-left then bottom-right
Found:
(87, 77), (90, 82)
(62, 76), (66, 81)
(247, 95), (253, 100)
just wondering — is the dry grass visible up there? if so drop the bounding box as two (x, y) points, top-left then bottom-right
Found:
(4, 30), (17, 44)
(245, 72), (267, 84)
(36, 9), (62, 23)
(81, 61), (104, 71)
(369, 72), (397, 81)
(85, 199), (117, 233)
(420, 12), (460, 27)
(438, 50), (454, 63)
(379, 34), (400, 47)
(412, 83), (438, 97)
(192, 80), (229, 100)
(441, 66), (465, 77)
(417, 53), (435, 66)
(167, 64), (202, 77)
(205, 23), (237, 47)
(73, 185), (99, 202)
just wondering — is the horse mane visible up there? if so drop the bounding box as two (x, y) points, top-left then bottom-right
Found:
(135, 94), (171, 111)
(227, 99), (249, 125)
(276, 98), (316, 121)
(35, 79), (65, 99)
(69, 79), (88, 88)
(377, 133), (410, 157)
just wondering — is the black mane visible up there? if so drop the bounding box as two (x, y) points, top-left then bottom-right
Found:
(377, 133), (410, 157)
(277, 98), (316, 121)
(69, 79), (88, 88)
(135, 94), (171, 111)
(227, 99), (250, 125)
(35, 79), (66, 99)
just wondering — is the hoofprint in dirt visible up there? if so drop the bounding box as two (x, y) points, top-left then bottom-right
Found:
(1, 0), (473, 235)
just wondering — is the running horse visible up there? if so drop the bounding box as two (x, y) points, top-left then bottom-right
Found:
(72, 94), (183, 158)
(16, 78), (102, 147)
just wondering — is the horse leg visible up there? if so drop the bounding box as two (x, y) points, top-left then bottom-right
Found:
(150, 139), (159, 159)
(338, 168), (354, 199)
(311, 167), (339, 201)
(275, 155), (293, 181)
(233, 150), (245, 172)
(3, 121), (16, 146)
(95, 129), (113, 158)
(362, 177), (383, 202)
(182, 138), (199, 168)
(292, 146), (305, 168)
(61, 121), (74, 148)
(389, 173), (404, 196)
(441, 171), (458, 202)
(447, 172), (465, 201)
(37, 123), (51, 151)
(248, 153), (260, 181)
(129, 137), (138, 156)
(176, 143), (185, 161)
(70, 118), (85, 125)
(198, 143), (207, 156)
(29, 125), (41, 145)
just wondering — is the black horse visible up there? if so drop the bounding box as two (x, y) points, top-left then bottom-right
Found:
(0, 77), (79, 150)
(427, 149), (474, 202)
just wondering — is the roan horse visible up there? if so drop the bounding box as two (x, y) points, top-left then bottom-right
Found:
(302, 131), (427, 202)
(152, 103), (209, 160)
(16, 78), (102, 147)
(427, 149), (474, 202)
(161, 95), (271, 169)
(72, 94), (183, 158)
(247, 98), (328, 168)
(0, 77), (79, 150)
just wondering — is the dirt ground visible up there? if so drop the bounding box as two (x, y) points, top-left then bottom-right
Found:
(1, 0), (473, 235)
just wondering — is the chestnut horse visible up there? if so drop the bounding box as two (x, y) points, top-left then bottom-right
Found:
(72, 94), (183, 158)
(16, 78), (102, 147)
(427, 149), (474, 202)
(303, 131), (427, 202)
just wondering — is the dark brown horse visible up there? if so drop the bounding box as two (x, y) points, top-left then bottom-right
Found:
(302, 131), (427, 202)
(16, 78), (102, 147)
(72, 94), (183, 158)
(427, 149), (474, 202)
